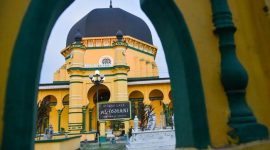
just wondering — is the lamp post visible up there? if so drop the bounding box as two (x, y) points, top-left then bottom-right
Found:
(89, 70), (105, 132)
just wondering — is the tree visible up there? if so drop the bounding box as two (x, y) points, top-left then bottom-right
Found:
(139, 104), (154, 131)
(36, 100), (51, 140)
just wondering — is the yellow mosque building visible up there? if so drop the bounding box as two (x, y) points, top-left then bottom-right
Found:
(37, 7), (172, 141)
(2, 0), (270, 150)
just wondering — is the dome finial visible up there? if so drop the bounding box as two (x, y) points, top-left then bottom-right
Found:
(75, 29), (82, 42)
(116, 30), (123, 41)
(110, 0), (113, 8)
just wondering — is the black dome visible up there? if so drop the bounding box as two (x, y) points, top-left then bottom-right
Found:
(66, 8), (153, 46)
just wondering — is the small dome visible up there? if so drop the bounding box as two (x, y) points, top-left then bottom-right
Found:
(66, 8), (153, 46)
(116, 30), (123, 41)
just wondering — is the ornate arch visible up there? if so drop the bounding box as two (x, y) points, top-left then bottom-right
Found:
(129, 90), (144, 119)
(41, 95), (57, 106)
(141, 0), (210, 148)
(129, 90), (144, 100)
(149, 89), (164, 101)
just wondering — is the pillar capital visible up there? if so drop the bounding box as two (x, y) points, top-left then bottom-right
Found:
(57, 109), (63, 115)
(89, 108), (94, 112)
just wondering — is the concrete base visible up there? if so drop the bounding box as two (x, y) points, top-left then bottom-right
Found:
(126, 129), (175, 150)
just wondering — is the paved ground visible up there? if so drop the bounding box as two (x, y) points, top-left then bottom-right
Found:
(80, 142), (126, 150)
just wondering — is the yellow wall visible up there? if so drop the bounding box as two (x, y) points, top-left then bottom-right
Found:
(54, 64), (70, 81)
(35, 136), (80, 150)
(61, 105), (69, 132)
(151, 100), (164, 127)
(55, 36), (158, 81)
(128, 83), (171, 127)
(49, 107), (58, 131)
(228, 0), (270, 131)
(38, 89), (69, 132)
(126, 48), (156, 77)
(38, 82), (172, 132)
(37, 1), (270, 147)
(175, 0), (270, 147)
(0, 0), (30, 142)
(84, 49), (114, 65)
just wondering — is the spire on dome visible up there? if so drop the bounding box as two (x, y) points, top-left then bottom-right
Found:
(74, 29), (82, 42)
(109, 0), (113, 8)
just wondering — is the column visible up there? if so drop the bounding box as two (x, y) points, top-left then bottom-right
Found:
(82, 106), (86, 133)
(113, 30), (129, 101)
(67, 32), (85, 133)
(163, 104), (169, 127)
(124, 120), (130, 135)
(89, 108), (93, 131)
(211, 0), (268, 143)
(68, 81), (83, 133)
(57, 109), (63, 133)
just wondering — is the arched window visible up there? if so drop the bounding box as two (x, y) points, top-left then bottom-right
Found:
(129, 90), (144, 119)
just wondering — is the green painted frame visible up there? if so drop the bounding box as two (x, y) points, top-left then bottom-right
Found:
(2, 0), (210, 149)
(141, 0), (210, 148)
(2, 0), (74, 150)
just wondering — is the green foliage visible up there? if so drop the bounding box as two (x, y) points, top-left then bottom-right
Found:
(36, 100), (51, 138)
(111, 120), (121, 131)
(139, 105), (154, 131)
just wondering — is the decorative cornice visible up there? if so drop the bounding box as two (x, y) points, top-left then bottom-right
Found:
(65, 54), (71, 60)
(86, 46), (112, 49)
(114, 79), (127, 82)
(39, 85), (69, 90)
(112, 41), (128, 47)
(127, 46), (154, 57)
(70, 42), (86, 50)
(67, 65), (130, 71)
(61, 42), (86, 57)
(69, 81), (83, 84)
(68, 66), (113, 71)
(128, 76), (159, 81)
(53, 81), (69, 84)
(128, 78), (170, 85)
(114, 65), (130, 70)
(82, 36), (157, 57)
(69, 73), (127, 78)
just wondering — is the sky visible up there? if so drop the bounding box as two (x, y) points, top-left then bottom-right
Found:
(40, 0), (169, 83)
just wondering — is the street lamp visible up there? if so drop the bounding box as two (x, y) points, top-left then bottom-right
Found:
(89, 70), (105, 133)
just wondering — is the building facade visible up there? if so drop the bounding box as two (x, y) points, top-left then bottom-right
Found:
(2, 0), (270, 149)
(37, 7), (172, 139)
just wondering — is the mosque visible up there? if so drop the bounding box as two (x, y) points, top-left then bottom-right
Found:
(2, 0), (270, 149)
(37, 5), (172, 141)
